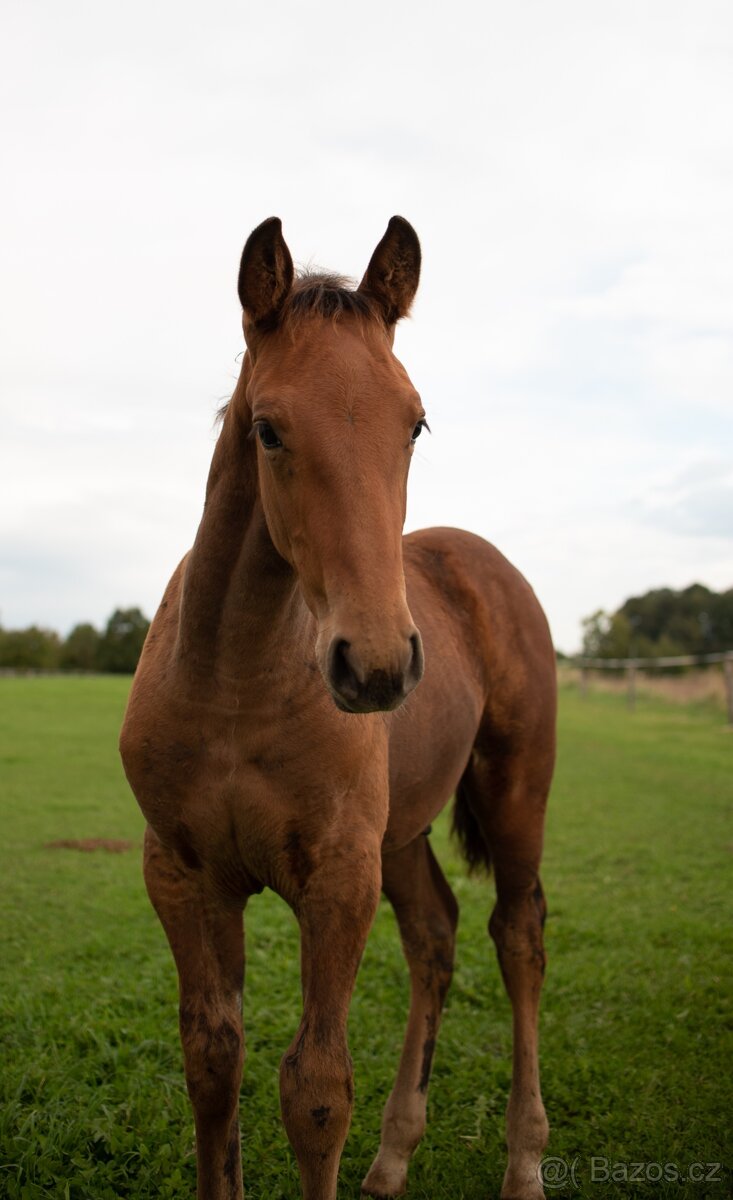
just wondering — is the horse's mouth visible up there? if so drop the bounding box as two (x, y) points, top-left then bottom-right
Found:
(328, 680), (412, 716)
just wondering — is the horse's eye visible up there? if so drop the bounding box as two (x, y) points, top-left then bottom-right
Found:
(411, 419), (428, 444)
(256, 421), (283, 450)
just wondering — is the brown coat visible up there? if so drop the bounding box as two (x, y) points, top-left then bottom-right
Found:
(121, 216), (555, 1200)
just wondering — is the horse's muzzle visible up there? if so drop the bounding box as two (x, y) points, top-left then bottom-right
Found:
(326, 630), (424, 714)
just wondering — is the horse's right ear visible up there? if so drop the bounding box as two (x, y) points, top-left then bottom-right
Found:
(238, 217), (294, 335)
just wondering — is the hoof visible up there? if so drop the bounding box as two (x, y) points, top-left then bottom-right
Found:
(361, 1157), (408, 1199)
(500, 1166), (546, 1200)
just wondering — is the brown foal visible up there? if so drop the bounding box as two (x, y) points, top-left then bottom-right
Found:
(120, 216), (556, 1200)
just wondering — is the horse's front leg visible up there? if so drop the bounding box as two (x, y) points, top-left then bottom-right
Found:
(279, 838), (382, 1200)
(143, 826), (246, 1200)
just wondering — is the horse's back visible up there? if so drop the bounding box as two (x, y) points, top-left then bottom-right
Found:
(384, 527), (556, 849)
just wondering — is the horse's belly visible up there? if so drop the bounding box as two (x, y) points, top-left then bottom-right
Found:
(384, 661), (482, 851)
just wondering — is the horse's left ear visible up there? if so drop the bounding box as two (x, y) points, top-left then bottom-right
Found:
(238, 216), (294, 335)
(358, 216), (421, 325)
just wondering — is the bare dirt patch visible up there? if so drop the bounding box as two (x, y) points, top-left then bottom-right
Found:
(45, 838), (137, 853)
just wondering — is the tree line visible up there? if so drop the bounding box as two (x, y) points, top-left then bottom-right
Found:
(581, 583), (733, 660)
(4, 583), (731, 671)
(0, 608), (150, 674)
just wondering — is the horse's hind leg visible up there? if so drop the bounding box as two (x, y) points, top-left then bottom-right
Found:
(143, 827), (245, 1200)
(459, 746), (551, 1200)
(362, 835), (458, 1198)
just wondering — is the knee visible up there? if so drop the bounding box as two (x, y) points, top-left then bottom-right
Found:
(532, 876), (547, 930)
(429, 915), (457, 992)
(279, 1025), (354, 1147)
(180, 1003), (243, 1111)
(401, 911), (456, 1000)
(490, 874), (546, 930)
(489, 878), (546, 962)
(427, 853), (460, 933)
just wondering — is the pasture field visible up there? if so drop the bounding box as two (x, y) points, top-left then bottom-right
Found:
(0, 676), (731, 1199)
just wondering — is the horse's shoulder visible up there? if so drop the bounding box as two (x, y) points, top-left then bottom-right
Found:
(403, 526), (554, 670)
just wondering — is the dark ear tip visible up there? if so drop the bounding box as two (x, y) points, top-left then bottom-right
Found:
(246, 216), (283, 244)
(387, 217), (421, 266)
(388, 215), (418, 237)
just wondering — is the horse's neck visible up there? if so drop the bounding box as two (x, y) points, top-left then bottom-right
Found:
(176, 371), (299, 675)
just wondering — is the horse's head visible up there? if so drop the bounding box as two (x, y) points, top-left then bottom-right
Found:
(237, 216), (425, 715)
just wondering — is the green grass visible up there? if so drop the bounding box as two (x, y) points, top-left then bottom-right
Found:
(0, 677), (731, 1199)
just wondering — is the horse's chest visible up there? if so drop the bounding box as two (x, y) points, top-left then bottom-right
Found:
(126, 716), (280, 817)
(124, 692), (386, 899)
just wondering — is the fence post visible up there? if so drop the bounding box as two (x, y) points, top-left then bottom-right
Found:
(627, 662), (637, 711)
(724, 656), (733, 726)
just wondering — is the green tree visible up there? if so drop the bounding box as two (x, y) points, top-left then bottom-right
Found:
(581, 610), (609, 657)
(96, 608), (150, 674)
(60, 622), (101, 671)
(0, 626), (61, 670)
(582, 583), (733, 658)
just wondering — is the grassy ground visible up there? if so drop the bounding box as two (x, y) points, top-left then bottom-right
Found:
(0, 677), (731, 1199)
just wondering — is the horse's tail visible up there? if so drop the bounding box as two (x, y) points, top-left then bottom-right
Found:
(451, 771), (492, 875)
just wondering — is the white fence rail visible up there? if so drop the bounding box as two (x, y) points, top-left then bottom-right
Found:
(572, 651), (733, 723)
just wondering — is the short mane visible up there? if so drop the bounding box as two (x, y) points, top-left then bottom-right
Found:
(283, 271), (382, 325)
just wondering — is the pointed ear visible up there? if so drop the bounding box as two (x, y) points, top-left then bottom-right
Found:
(358, 216), (421, 325)
(237, 217), (294, 333)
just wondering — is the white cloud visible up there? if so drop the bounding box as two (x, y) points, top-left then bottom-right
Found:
(1, 0), (732, 652)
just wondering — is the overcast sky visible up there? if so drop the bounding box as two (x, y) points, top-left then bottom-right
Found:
(2, 0), (732, 652)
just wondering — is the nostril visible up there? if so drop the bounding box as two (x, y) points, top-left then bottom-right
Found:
(329, 638), (362, 701)
(408, 631), (424, 685)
